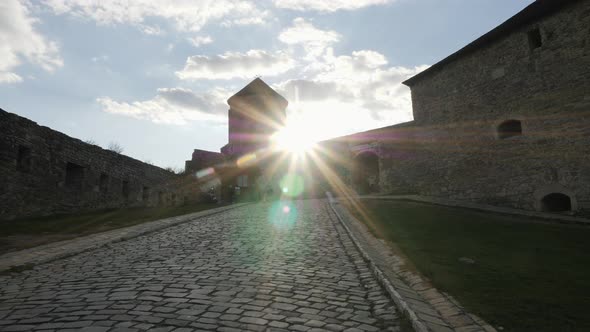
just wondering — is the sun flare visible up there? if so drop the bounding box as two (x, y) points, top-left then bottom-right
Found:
(272, 125), (317, 154)
(271, 108), (340, 154)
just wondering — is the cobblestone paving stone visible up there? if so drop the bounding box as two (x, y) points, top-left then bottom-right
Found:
(0, 200), (400, 331)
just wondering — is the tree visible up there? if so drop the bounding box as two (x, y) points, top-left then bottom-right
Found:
(84, 139), (99, 146)
(108, 142), (124, 154)
(164, 166), (184, 175)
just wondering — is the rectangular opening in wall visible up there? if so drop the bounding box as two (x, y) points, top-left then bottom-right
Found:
(237, 175), (249, 187)
(528, 28), (542, 50)
(497, 119), (523, 139)
(158, 191), (164, 205)
(65, 162), (85, 191)
(16, 146), (32, 172)
(122, 181), (129, 200)
(99, 173), (109, 193)
(142, 186), (150, 202)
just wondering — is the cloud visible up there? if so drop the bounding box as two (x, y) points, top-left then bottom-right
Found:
(276, 48), (428, 126)
(103, 45), (427, 129)
(188, 36), (213, 47)
(98, 87), (229, 125)
(99, 13), (428, 131)
(279, 18), (340, 58)
(176, 50), (295, 80)
(313, 49), (390, 82)
(91, 55), (109, 63)
(277, 80), (342, 102)
(221, 12), (270, 27)
(0, 0), (63, 84)
(42, 0), (268, 34)
(140, 24), (164, 36)
(273, 0), (392, 12)
(0, 72), (23, 84)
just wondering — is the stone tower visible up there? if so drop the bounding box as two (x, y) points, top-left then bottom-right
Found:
(221, 78), (288, 158)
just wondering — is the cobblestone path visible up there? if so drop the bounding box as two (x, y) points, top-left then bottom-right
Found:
(0, 200), (400, 332)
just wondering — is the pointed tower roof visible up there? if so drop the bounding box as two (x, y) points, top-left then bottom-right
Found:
(227, 78), (288, 109)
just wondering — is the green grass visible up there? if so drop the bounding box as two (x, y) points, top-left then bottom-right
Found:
(344, 199), (590, 332)
(0, 202), (221, 254)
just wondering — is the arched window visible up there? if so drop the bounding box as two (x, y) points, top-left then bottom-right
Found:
(541, 193), (572, 212)
(353, 151), (380, 194)
(497, 120), (522, 139)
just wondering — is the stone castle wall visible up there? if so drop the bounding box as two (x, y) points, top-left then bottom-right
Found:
(0, 109), (182, 220)
(331, 0), (590, 213)
(185, 149), (225, 175)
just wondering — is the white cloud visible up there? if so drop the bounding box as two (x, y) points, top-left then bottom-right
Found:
(98, 87), (229, 125)
(279, 18), (340, 58)
(103, 44), (427, 129)
(0, 0), (63, 84)
(176, 50), (295, 80)
(0, 72), (23, 84)
(140, 24), (164, 36)
(42, 0), (268, 34)
(221, 12), (270, 27)
(91, 55), (109, 63)
(99, 13), (428, 131)
(276, 48), (428, 126)
(274, 0), (393, 12)
(314, 49), (390, 82)
(188, 36), (213, 47)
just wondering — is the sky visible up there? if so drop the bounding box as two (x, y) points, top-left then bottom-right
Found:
(0, 0), (534, 169)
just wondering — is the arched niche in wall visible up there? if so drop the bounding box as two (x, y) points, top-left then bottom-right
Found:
(533, 183), (578, 213)
(352, 150), (380, 195)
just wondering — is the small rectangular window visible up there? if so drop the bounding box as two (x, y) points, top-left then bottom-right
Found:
(122, 181), (129, 200)
(528, 28), (542, 50)
(497, 120), (523, 139)
(237, 175), (249, 187)
(99, 173), (109, 193)
(142, 186), (150, 202)
(158, 191), (164, 205)
(65, 162), (85, 190)
(16, 146), (32, 172)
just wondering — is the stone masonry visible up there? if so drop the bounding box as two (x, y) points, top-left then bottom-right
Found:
(3, 1), (588, 219)
(0, 109), (179, 220)
(325, 0), (590, 214)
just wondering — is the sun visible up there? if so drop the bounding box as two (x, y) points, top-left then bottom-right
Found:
(272, 125), (317, 154)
